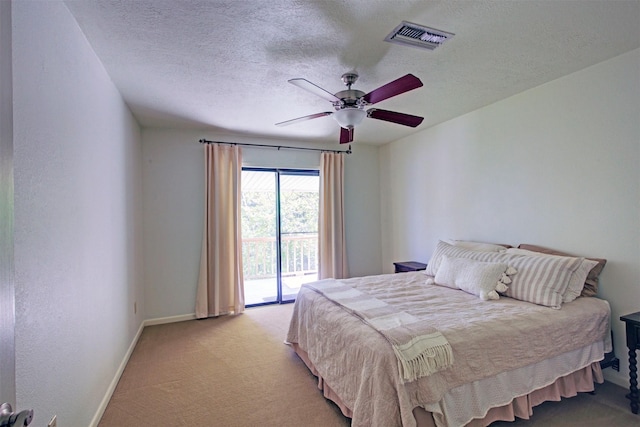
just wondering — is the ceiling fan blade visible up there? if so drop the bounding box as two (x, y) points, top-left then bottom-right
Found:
(288, 78), (341, 103)
(367, 108), (424, 127)
(339, 127), (354, 144)
(275, 111), (333, 127)
(362, 74), (423, 105)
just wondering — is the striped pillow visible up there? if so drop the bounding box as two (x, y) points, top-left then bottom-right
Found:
(505, 248), (598, 303)
(426, 241), (583, 309)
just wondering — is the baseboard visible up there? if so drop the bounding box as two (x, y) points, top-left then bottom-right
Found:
(89, 313), (196, 426)
(144, 313), (197, 326)
(88, 321), (145, 427)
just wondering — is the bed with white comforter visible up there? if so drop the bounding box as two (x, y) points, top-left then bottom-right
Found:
(286, 241), (611, 427)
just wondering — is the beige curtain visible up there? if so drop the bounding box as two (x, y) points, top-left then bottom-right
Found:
(318, 152), (348, 279)
(195, 144), (244, 318)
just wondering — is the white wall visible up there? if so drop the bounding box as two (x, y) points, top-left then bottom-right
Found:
(380, 48), (640, 387)
(142, 129), (381, 319)
(12, 2), (144, 426)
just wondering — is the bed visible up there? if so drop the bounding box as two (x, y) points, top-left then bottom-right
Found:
(285, 241), (611, 427)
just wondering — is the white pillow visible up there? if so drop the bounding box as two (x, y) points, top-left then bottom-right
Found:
(433, 256), (515, 301)
(505, 248), (598, 303)
(444, 239), (507, 253)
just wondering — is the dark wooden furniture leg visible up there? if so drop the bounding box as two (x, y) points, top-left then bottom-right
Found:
(621, 312), (640, 415)
(629, 348), (638, 414)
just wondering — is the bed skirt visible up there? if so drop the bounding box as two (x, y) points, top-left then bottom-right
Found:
(290, 343), (604, 427)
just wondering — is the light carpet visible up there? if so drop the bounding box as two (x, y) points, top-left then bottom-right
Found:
(98, 303), (638, 426)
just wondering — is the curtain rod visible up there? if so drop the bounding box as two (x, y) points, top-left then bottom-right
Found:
(198, 139), (351, 155)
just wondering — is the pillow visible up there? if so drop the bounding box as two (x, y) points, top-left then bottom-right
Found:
(517, 244), (607, 297)
(425, 241), (492, 276)
(426, 241), (583, 308)
(444, 239), (510, 252)
(432, 256), (516, 300)
(505, 248), (598, 303)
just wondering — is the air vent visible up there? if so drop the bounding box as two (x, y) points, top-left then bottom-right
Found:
(385, 21), (454, 51)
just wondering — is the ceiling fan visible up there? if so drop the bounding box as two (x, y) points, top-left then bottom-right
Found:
(276, 73), (424, 144)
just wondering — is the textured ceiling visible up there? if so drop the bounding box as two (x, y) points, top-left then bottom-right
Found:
(64, 0), (640, 146)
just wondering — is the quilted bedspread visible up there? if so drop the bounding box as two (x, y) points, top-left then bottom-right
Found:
(286, 272), (611, 427)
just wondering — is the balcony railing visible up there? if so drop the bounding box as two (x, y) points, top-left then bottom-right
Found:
(242, 234), (318, 280)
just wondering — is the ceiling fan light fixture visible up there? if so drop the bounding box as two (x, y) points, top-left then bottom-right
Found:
(333, 108), (366, 129)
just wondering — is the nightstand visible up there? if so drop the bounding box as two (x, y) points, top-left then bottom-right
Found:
(621, 311), (640, 415)
(393, 261), (427, 273)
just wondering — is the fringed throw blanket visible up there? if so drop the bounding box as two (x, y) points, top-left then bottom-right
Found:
(303, 279), (453, 382)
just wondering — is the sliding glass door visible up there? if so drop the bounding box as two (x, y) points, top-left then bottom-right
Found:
(279, 172), (320, 302)
(241, 168), (319, 306)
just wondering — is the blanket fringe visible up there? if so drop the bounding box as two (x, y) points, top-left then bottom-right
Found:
(393, 343), (454, 383)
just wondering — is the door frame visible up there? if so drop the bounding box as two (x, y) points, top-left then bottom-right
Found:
(242, 167), (319, 306)
(0, 0), (16, 406)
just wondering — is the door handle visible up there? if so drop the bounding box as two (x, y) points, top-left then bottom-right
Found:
(0, 403), (33, 427)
